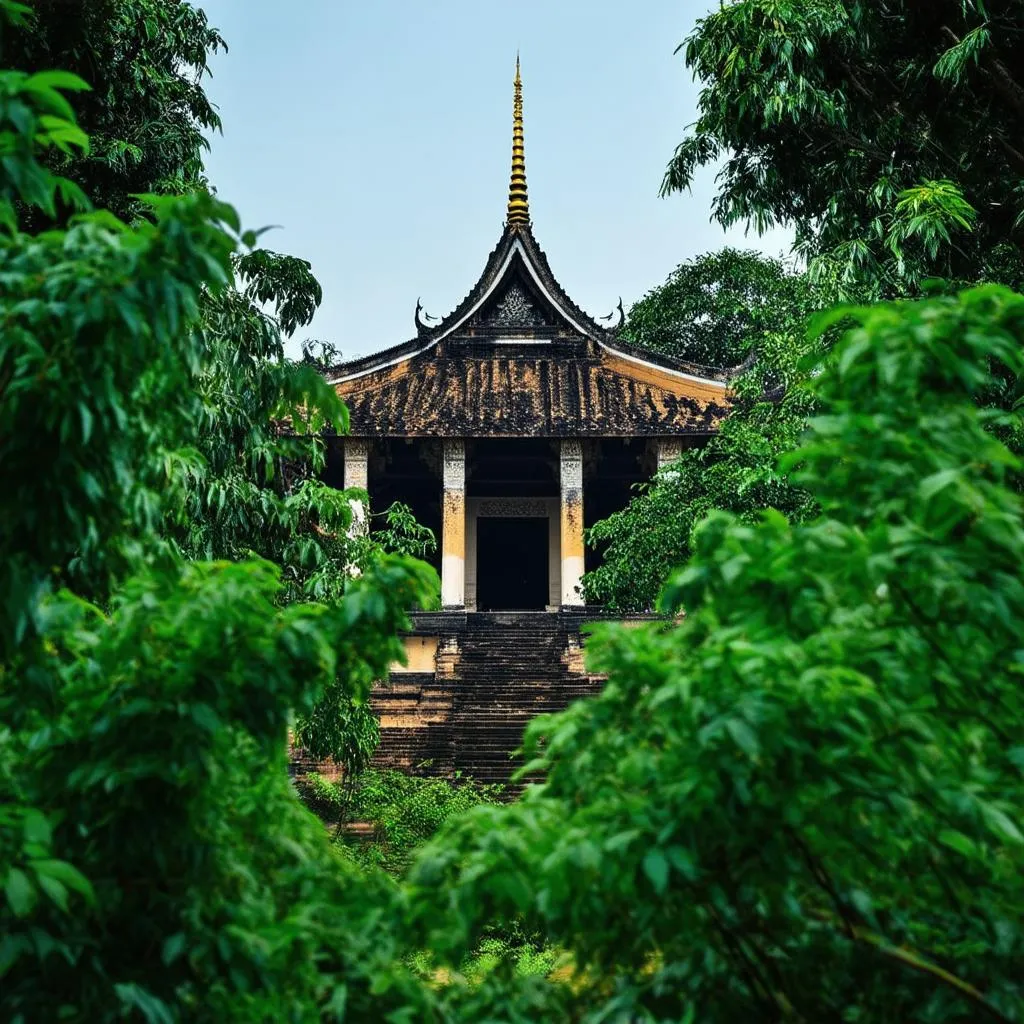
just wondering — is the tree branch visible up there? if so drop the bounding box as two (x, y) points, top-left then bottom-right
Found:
(850, 923), (1012, 1023)
(786, 828), (858, 939)
(704, 900), (793, 1018)
(940, 25), (1024, 125)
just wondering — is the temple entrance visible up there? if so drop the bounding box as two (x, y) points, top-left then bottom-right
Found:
(476, 517), (549, 610)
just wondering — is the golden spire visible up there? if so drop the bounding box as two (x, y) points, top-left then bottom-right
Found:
(507, 55), (530, 227)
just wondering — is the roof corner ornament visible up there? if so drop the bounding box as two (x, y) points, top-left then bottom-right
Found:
(415, 297), (439, 335)
(506, 54), (530, 229)
(599, 298), (626, 332)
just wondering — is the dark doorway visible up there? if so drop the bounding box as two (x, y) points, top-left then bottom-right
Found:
(477, 517), (548, 610)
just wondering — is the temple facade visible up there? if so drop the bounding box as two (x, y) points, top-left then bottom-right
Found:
(316, 63), (734, 784)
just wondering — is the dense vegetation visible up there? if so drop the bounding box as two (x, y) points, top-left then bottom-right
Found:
(663, 0), (1024, 295)
(584, 249), (823, 610)
(3, 1), (1024, 1021)
(3, 0), (222, 226)
(588, 0), (1024, 610)
(300, 769), (503, 875)
(0, 2), (438, 1017)
(416, 285), (1024, 1021)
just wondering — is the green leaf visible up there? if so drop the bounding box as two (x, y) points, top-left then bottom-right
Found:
(34, 873), (68, 912)
(643, 847), (669, 895)
(190, 703), (220, 732)
(5, 869), (35, 918)
(667, 845), (698, 881)
(161, 933), (186, 966)
(114, 983), (174, 1024)
(78, 403), (94, 444)
(919, 468), (961, 501)
(981, 805), (1024, 845)
(33, 860), (95, 905)
(938, 829), (978, 859)
(22, 810), (52, 847)
(726, 717), (760, 758)
(23, 70), (91, 93)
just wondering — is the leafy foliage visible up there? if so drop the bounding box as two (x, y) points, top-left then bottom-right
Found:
(373, 502), (440, 562)
(0, 58), (237, 644)
(302, 770), (564, 1010)
(620, 247), (814, 367)
(409, 287), (1024, 1021)
(0, 41), (440, 1021)
(302, 769), (503, 875)
(3, 0), (224, 223)
(4, 559), (437, 1021)
(7, 2), (1024, 1020)
(585, 250), (823, 610)
(1, 8), (436, 769)
(664, 0), (1024, 295)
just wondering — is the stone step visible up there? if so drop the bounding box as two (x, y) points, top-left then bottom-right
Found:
(361, 615), (607, 788)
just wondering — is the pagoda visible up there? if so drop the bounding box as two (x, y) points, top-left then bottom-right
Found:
(317, 62), (734, 784)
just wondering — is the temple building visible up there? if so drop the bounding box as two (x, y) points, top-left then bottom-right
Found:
(317, 62), (734, 784)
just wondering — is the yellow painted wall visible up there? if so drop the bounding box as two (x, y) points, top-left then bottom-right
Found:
(390, 635), (439, 674)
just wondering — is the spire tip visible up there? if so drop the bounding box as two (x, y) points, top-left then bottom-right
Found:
(507, 55), (529, 227)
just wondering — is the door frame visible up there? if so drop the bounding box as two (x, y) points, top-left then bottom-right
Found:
(465, 497), (560, 611)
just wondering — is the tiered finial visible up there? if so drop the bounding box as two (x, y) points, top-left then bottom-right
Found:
(507, 55), (529, 227)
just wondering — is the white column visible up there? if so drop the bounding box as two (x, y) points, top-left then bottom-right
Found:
(656, 438), (683, 472)
(559, 439), (585, 607)
(343, 438), (369, 534)
(441, 439), (466, 608)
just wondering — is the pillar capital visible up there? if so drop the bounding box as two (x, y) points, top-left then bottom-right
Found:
(343, 437), (370, 535)
(343, 437), (369, 489)
(656, 437), (683, 472)
(442, 438), (465, 490)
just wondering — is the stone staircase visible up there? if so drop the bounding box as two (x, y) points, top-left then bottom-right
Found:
(299, 610), (659, 794)
(448, 612), (602, 786)
(367, 611), (618, 790)
(370, 672), (456, 776)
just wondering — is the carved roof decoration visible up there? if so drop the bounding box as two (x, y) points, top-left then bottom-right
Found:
(486, 281), (546, 329)
(407, 222), (615, 343)
(325, 60), (738, 438)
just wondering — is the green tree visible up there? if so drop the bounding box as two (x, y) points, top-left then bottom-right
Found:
(3, 0), (438, 770)
(621, 247), (813, 366)
(410, 286), (1024, 1021)
(171, 248), (438, 770)
(663, 0), (1024, 295)
(3, 0), (223, 224)
(0, 41), (438, 1020)
(585, 250), (822, 610)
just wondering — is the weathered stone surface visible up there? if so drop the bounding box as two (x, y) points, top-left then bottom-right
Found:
(390, 635), (439, 674)
(440, 440), (466, 608)
(332, 351), (730, 438)
(363, 611), (657, 789)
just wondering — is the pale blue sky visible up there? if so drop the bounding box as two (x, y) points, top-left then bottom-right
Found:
(199, 1), (791, 359)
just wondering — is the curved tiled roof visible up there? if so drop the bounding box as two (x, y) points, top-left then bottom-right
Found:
(334, 350), (730, 437)
(326, 222), (736, 438)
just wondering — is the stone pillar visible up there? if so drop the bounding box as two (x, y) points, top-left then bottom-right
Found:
(656, 438), (683, 472)
(343, 438), (369, 534)
(441, 439), (466, 608)
(559, 439), (585, 607)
